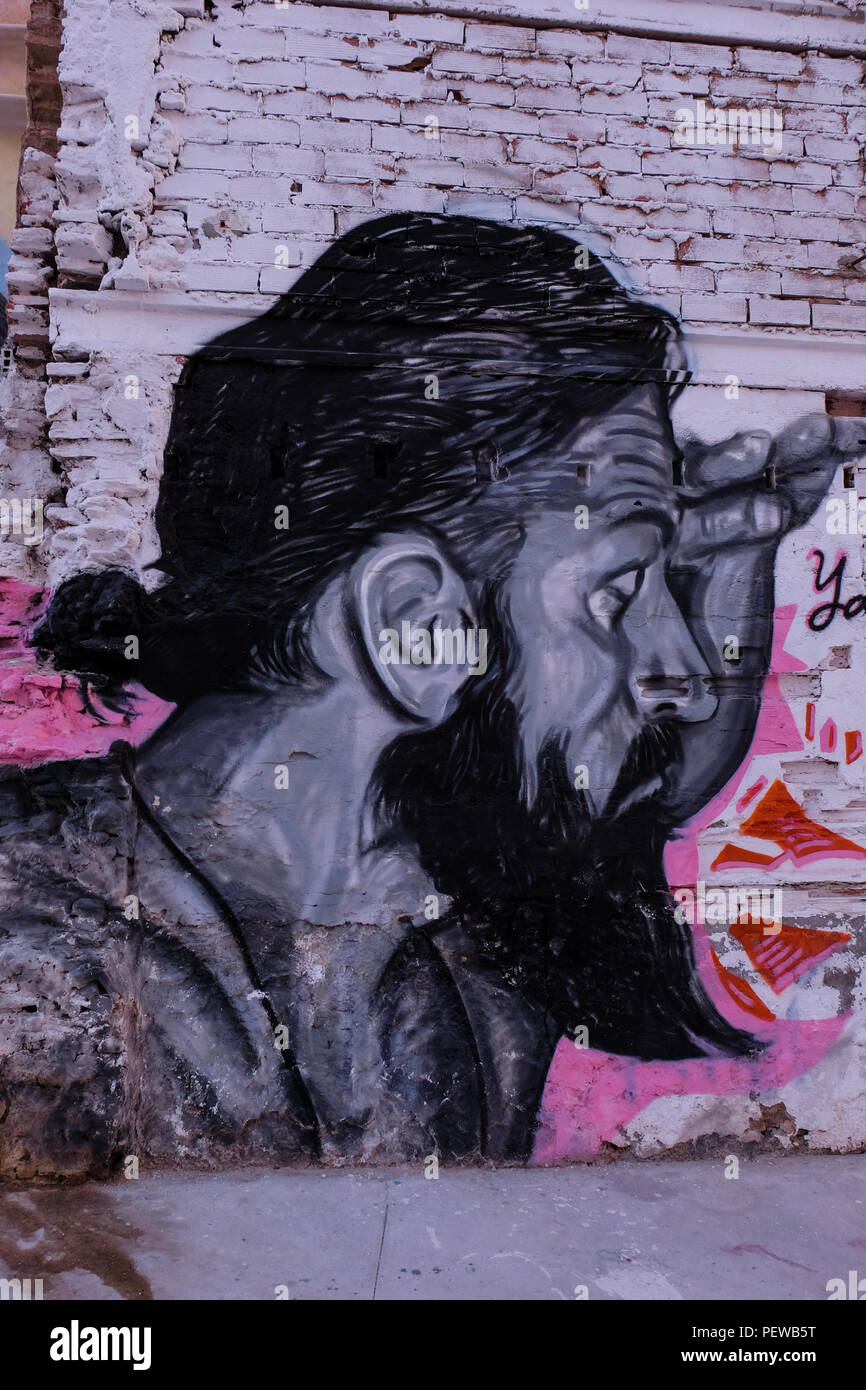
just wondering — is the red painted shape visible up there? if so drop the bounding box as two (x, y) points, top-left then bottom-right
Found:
(736, 777), (768, 816)
(819, 718), (837, 754)
(710, 843), (780, 872)
(739, 779), (866, 866)
(710, 949), (776, 1021)
(845, 731), (863, 764)
(729, 917), (851, 995)
(805, 702), (815, 741)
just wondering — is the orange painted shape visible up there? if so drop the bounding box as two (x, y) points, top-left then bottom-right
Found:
(729, 917), (851, 995)
(710, 843), (779, 872)
(845, 731), (863, 764)
(710, 949), (776, 1022)
(739, 779), (866, 865)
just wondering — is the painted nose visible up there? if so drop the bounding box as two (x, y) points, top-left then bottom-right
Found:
(628, 575), (718, 724)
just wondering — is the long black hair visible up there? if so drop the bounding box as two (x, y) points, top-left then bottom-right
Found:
(35, 212), (688, 705)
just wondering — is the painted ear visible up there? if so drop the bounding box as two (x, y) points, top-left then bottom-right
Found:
(352, 535), (484, 724)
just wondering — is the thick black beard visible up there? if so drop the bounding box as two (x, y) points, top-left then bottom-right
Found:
(372, 616), (761, 1062)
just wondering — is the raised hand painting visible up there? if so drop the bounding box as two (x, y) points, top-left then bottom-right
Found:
(0, 213), (860, 1176)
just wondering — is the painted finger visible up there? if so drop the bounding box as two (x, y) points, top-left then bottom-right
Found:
(683, 431), (772, 491)
(675, 489), (789, 559)
(768, 413), (865, 473)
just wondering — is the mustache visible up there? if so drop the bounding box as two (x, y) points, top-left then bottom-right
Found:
(604, 721), (683, 818)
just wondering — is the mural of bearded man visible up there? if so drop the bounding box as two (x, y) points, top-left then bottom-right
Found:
(0, 213), (857, 1175)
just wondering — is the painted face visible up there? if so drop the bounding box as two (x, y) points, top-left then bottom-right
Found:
(501, 385), (717, 818)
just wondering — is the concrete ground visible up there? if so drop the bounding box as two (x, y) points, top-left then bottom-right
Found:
(0, 1154), (863, 1301)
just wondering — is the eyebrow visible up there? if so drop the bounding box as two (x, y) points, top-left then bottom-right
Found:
(606, 504), (680, 545)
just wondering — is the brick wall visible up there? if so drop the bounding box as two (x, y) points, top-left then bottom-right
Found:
(1, 0), (866, 1161)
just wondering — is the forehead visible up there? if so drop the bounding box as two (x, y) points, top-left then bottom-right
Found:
(508, 384), (680, 532)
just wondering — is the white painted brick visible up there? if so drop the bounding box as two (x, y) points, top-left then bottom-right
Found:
(781, 270), (845, 297)
(503, 57), (570, 85)
(324, 150), (392, 180)
(708, 75), (778, 101)
(578, 144), (640, 173)
(793, 187), (856, 216)
(536, 30), (604, 60)
(514, 196), (589, 225)
(185, 85), (261, 113)
(807, 241), (849, 269)
(434, 80), (515, 109)
(682, 293), (747, 322)
(670, 41), (733, 68)
(374, 181), (446, 212)
(738, 47), (805, 77)
(510, 136), (576, 167)
(219, 27), (285, 59)
(251, 145), (326, 176)
(716, 269), (782, 294)
(728, 182), (794, 211)
(774, 213), (841, 242)
(276, 31), (361, 63)
(297, 181), (374, 209)
(583, 202), (647, 228)
(581, 89), (648, 117)
(304, 63), (379, 98)
(431, 50), (502, 78)
(182, 263), (260, 292)
(745, 238), (802, 269)
(330, 96), (401, 124)
(462, 161), (532, 192)
(156, 169), (235, 200)
(261, 205), (336, 234)
(645, 206), (711, 234)
(393, 158), (464, 187)
(769, 161), (833, 186)
(678, 235), (747, 264)
(180, 143), (253, 172)
(776, 79), (855, 107)
(749, 297), (811, 325)
(250, 5), (388, 37)
(359, 40), (434, 71)
(464, 22), (534, 53)
(300, 119), (371, 151)
(602, 173), (667, 202)
(222, 175), (308, 206)
(572, 60), (642, 88)
(263, 92), (328, 117)
(514, 84), (577, 113)
(537, 113), (605, 143)
(384, 15), (464, 45)
(713, 207), (774, 237)
(373, 124), (440, 157)
(642, 68), (709, 96)
(803, 56), (866, 84)
(647, 263), (714, 291)
(371, 72), (451, 102)
(608, 34), (669, 63)
(170, 113), (229, 143)
(445, 191), (514, 220)
(399, 100), (473, 130)
(235, 59), (306, 88)
(227, 115), (300, 144)
(467, 105), (540, 136)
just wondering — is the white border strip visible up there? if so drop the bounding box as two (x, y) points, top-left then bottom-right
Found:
(306, 0), (866, 56)
(50, 289), (866, 391)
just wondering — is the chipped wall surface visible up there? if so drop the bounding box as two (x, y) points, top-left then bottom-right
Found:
(1, 0), (866, 1176)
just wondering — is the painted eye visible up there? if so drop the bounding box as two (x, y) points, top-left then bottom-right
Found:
(588, 568), (643, 629)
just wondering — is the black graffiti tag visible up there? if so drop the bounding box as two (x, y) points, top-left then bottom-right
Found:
(808, 549), (866, 632)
